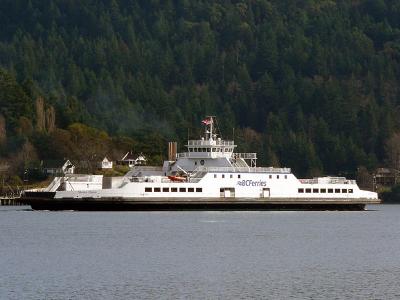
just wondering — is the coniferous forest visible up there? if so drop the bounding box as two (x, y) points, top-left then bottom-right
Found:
(1, 0), (400, 182)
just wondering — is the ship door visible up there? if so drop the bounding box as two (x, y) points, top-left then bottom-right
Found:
(220, 188), (235, 198)
(262, 188), (270, 198)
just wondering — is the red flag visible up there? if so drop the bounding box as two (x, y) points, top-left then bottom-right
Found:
(202, 118), (212, 125)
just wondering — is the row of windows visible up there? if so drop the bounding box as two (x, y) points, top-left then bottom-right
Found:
(298, 188), (353, 194)
(188, 147), (233, 153)
(214, 174), (241, 179)
(213, 174), (288, 179)
(145, 187), (202, 193)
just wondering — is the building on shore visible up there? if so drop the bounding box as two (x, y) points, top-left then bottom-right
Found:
(43, 160), (75, 175)
(99, 157), (113, 169)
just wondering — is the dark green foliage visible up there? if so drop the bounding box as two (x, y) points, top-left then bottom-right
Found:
(380, 184), (400, 202)
(1, 1), (400, 177)
(0, 69), (34, 133)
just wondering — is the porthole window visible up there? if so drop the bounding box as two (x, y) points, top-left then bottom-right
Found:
(200, 160), (205, 165)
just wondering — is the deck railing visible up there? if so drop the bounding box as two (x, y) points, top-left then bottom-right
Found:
(194, 166), (291, 174)
(233, 153), (257, 160)
(299, 177), (356, 185)
(176, 152), (230, 159)
(187, 140), (235, 146)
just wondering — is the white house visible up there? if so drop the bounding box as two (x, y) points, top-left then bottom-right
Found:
(100, 157), (113, 169)
(117, 151), (147, 168)
(44, 160), (75, 175)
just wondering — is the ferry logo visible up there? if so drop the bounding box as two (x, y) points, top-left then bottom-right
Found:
(237, 180), (267, 187)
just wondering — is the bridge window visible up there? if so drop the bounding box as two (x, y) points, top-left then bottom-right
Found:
(269, 175), (272, 179)
(145, 187), (152, 192)
(321, 189), (326, 193)
(313, 189), (319, 193)
(328, 189), (333, 193)
(238, 175), (241, 178)
(306, 188), (311, 193)
(163, 187), (169, 192)
(348, 189), (353, 193)
(206, 148), (210, 152)
(171, 187), (177, 192)
(188, 188), (194, 192)
(154, 188), (161, 192)
(298, 188), (304, 193)
(342, 189), (347, 193)
(284, 175), (287, 179)
(230, 174), (233, 178)
(222, 174), (225, 178)
(214, 174), (217, 178)
(196, 188), (202, 192)
(179, 188), (186, 192)
(277, 175), (279, 179)
(335, 189), (340, 193)
(212, 148), (216, 152)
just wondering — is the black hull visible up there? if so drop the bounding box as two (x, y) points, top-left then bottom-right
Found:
(27, 202), (366, 211)
(18, 193), (372, 211)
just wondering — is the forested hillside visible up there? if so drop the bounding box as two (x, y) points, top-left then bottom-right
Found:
(1, 0), (400, 180)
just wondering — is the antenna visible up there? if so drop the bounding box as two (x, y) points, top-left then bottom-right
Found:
(214, 117), (222, 140)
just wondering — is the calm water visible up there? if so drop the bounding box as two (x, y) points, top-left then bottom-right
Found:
(1, 205), (400, 299)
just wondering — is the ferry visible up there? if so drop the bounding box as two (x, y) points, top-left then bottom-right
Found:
(19, 117), (380, 210)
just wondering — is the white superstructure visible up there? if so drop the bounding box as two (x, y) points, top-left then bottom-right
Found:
(39, 116), (377, 204)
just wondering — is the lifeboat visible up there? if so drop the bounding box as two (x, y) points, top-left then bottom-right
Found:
(168, 175), (186, 182)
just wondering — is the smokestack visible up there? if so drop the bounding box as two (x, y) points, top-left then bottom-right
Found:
(168, 142), (177, 161)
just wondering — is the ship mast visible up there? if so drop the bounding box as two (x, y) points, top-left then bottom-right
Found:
(203, 116), (215, 141)
(209, 116), (213, 141)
